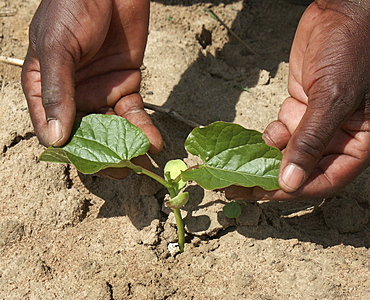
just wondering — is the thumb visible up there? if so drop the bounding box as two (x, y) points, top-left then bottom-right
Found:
(39, 53), (76, 147)
(278, 96), (354, 193)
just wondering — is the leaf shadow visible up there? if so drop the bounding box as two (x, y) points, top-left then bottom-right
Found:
(79, 172), (163, 230)
(182, 185), (211, 232)
(233, 197), (370, 248)
(175, 172), (369, 249)
(230, 169), (370, 248)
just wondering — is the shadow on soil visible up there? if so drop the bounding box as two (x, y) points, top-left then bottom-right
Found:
(149, 0), (306, 131)
(79, 172), (164, 230)
(147, 0), (307, 171)
(237, 199), (370, 249)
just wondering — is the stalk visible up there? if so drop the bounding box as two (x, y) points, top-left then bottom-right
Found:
(130, 162), (186, 253)
(168, 187), (185, 252)
(173, 208), (185, 252)
(127, 162), (172, 190)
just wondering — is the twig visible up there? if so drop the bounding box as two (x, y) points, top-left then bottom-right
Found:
(0, 7), (17, 17)
(280, 205), (315, 218)
(0, 55), (24, 67)
(204, 8), (256, 55)
(144, 102), (201, 128)
(0, 55), (200, 128)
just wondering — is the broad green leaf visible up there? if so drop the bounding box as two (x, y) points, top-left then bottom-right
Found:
(164, 159), (188, 192)
(223, 201), (242, 219)
(166, 192), (189, 209)
(39, 148), (70, 164)
(39, 114), (150, 174)
(182, 122), (281, 190)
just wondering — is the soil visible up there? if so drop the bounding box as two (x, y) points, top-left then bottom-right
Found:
(1, 0), (369, 299)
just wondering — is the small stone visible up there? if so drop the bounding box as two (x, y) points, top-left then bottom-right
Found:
(245, 241), (255, 247)
(257, 70), (270, 85)
(168, 243), (180, 256)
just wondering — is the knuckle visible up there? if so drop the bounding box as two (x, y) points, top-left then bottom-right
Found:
(296, 137), (322, 161)
(42, 88), (61, 108)
(294, 125), (329, 160)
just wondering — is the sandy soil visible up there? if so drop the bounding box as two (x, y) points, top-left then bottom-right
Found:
(1, 0), (369, 299)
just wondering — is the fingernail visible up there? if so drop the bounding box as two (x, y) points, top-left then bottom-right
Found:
(262, 133), (276, 148)
(48, 119), (63, 146)
(280, 163), (305, 192)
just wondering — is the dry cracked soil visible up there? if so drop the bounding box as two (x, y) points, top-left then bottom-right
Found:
(0, 0), (369, 299)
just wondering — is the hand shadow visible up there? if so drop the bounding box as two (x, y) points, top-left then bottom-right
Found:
(147, 0), (307, 168)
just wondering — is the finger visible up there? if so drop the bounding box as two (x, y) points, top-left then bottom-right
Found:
(114, 93), (163, 154)
(262, 95), (307, 150)
(253, 151), (369, 201)
(97, 167), (130, 180)
(22, 55), (48, 145)
(262, 120), (291, 150)
(22, 50), (75, 147)
(279, 109), (337, 193)
(279, 77), (364, 193)
(74, 70), (141, 112)
(342, 109), (370, 132)
(278, 97), (307, 134)
(224, 186), (255, 200)
(323, 128), (368, 158)
(37, 49), (76, 147)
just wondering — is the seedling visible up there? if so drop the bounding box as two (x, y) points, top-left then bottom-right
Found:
(39, 114), (282, 252)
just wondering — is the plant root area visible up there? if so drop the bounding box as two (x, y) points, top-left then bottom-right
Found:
(1, 0), (369, 299)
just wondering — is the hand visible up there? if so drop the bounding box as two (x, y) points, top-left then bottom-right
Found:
(22, 0), (162, 179)
(226, 0), (370, 200)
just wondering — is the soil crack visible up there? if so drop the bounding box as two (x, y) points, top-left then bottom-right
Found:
(64, 165), (73, 189)
(2, 132), (35, 154)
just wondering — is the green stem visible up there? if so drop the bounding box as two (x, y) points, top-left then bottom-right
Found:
(173, 208), (185, 252)
(126, 161), (172, 189)
(127, 161), (186, 252)
(169, 186), (185, 253)
(141, 168), (172, 189)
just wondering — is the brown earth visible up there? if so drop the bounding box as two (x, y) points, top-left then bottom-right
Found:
(1, 0), (369, 299)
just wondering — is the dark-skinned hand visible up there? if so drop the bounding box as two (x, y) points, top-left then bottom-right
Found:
(226, 0), (370, 200)
(21, 0), (162, 179)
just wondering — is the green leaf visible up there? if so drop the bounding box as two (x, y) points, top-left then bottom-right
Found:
(39, 148), (70, 164)
(223, 201), (242, 219)
(166, 192), (189, 209)
(39, 114), (150, 174)
(164, 159), (188, 192)
(182, 122), (281, 190)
